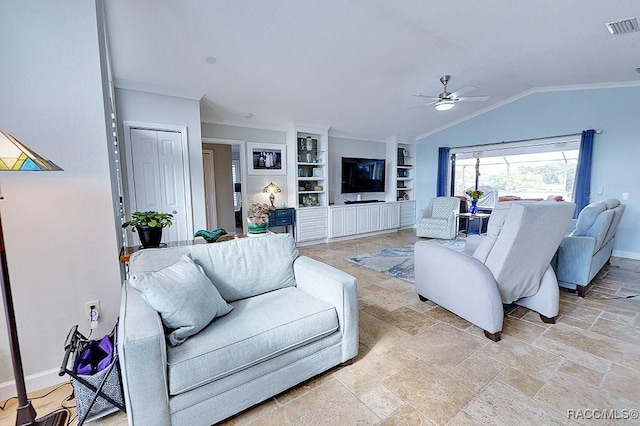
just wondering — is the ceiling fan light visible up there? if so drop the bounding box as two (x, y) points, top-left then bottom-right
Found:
(434, 99), (455, 111)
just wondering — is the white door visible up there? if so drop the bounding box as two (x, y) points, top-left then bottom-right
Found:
(130, 128), (189, 243)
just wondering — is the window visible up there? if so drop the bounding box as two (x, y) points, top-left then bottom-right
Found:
(452, 137), (580, 206)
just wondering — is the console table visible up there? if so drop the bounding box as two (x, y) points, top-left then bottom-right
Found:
(268, 207), (295, 238)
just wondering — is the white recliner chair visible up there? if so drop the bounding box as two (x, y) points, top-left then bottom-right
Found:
(416, 197), (460, 239)
(415, 201), (575, 341)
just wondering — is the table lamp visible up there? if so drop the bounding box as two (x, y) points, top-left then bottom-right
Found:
(262, 182), (281, 208)
(0, 129), (67, 425)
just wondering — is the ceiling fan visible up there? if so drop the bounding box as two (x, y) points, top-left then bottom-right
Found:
(413, 75), (489, 111)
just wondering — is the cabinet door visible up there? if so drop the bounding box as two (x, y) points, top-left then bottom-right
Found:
(390, 203), (401, 228)
(344, 207), (357, 235)
(368, 205), (381, 232)
(357, 206), (371, 233)
(380, 204), (390, 229)
(329, 208), (346, 238)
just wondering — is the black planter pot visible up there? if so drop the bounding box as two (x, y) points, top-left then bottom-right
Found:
(136, 226), (163, 248)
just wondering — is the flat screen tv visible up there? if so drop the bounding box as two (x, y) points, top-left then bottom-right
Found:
(341, 157), (386, 193)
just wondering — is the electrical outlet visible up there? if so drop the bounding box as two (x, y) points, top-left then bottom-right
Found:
(85, 300), (100, 323)
(622, 192), (629, 201)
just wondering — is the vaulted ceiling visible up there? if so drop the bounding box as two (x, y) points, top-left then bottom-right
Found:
(104, 1), (640, 141)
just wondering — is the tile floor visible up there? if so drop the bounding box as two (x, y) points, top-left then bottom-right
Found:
(3, 230), (639, 425)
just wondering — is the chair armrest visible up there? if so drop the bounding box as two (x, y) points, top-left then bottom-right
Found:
(555, 236), (597, 285)
(414, 241), (503, 333)
(566, 219), (578, 234)
(294, 256), (358, 362)
(118, 282), (171, 426)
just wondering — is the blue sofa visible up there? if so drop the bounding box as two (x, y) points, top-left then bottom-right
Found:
(118, 234), (358, 425)
(554, 199), (625, 297)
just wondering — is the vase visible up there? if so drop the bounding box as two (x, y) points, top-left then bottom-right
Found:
(247, 220), (268, 235)
(136, 225), (163, 248)
(470, 200), (478, 215)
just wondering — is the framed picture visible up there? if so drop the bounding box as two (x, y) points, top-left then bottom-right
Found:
(247, 143), (286, 175)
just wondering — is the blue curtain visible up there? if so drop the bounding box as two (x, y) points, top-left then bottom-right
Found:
(436, 147), (450, 196)
(573, 129), (595, 218)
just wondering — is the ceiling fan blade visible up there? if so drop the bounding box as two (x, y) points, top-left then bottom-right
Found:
(448, 85), (475, 98)
(456, 96), (489, 102)
(412, 94), (440, 100)
(408, 100), (438, 109)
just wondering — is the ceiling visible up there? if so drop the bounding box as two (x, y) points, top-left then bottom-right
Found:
(104, 1), (640, 142)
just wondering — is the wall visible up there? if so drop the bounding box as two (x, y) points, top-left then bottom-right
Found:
(0, 0), (122, 393)
(201, 123), (288, 206)
(115, 88), (206, 234)
(415, 86), (640, 258)
(329, 136), (387, 205)
(202, 143), (235, 231)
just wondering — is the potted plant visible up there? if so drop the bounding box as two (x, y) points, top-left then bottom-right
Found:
(246, 203), (273, 234)
(122, 211), (173, 248)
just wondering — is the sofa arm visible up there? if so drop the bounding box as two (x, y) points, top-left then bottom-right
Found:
(294, 256), (358, 363)
(555, 235), (597, 286)
(118, 282), (170, 426)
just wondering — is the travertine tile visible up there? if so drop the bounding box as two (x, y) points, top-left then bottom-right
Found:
(334, 344), (406, 396)
(385, 359), (476, 425)
(446, 410), (486, 425)
(536, 371), (640, 423)
(424, 306), (474, 330)
(366, 305), (439, 335)
(274, 367), (336, 405)
(558, 314), (593, 330)
(359, 383), (406, 420)
(558, 360), (606, 387)
(359, 310), (412, 355)
(463, 380), (572, 425)
(380, 404), (436, 425)
(449, 352), (505, 392)
(480, 335), (563, 381)
(254, 379), (379, 425)
(400, 322), (487, 372)
(542, 323), (640, 372)
(532, 333), (611, 373)
(602, 363), (640, 405)
(496, 367), (545, 397)
(501, 315), (547, 343)
(589, 318), (640, 346)
(556, 302), (602, 324)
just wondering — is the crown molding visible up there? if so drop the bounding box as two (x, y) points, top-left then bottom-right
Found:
(415, 80), (640, 141)
(113, 79), (205, 101)
(200, 118), (287, 133)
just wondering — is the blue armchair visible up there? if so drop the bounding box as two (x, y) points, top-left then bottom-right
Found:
(554, 199), (625, 297)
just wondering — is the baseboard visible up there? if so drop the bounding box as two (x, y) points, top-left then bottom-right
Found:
(0, 368), (68, 401)
(612, 249), (640, 260)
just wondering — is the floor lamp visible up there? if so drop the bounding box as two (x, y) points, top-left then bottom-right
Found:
(0, 129), (67, 426)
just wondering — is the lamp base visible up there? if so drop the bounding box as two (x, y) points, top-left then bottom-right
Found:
(16, 402), (68, 426)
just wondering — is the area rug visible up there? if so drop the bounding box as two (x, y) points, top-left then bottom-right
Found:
(346, 238), (466, 283)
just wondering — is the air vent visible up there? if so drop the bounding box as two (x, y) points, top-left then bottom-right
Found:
(606, 17), (639, 35)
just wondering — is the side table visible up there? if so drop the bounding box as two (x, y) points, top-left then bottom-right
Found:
(268, 207), (295, 238)
(456, 212), (491, 236)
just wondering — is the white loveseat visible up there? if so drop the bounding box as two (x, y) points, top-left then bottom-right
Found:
(118, 234), (358, 425)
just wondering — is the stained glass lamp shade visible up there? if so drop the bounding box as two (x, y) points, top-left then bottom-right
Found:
(0, 128), (67, 425)
(262, 182), (281, 207)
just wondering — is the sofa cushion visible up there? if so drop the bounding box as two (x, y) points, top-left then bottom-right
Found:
(128, 234), (299, 302)
(166, 287), (339, 395)
(129, 254), (233, 346)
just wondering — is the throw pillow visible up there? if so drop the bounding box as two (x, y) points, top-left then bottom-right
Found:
(129, 254), (233, 346)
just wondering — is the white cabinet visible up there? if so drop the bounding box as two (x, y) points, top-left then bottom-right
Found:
(357, 204), (381, 233)
(329, 206), (357, 238)
(400, 200), (416, 228)
(381, 203), (401, 229)
(296, 207), (328, 242)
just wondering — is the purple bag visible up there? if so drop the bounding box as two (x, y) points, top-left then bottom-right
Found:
(75, 335), (114, 375)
